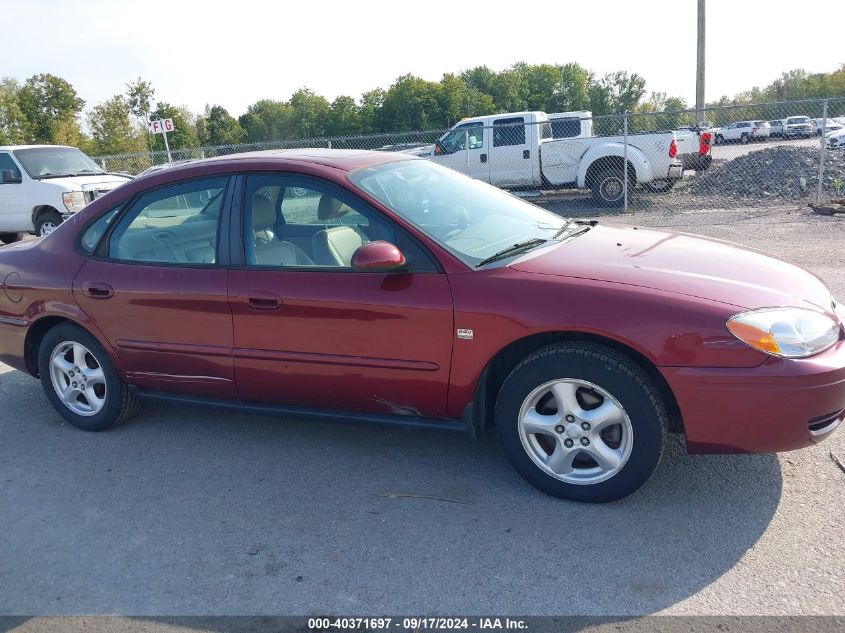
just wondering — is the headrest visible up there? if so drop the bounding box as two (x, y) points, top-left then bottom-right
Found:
(252, 194), (276, 230)
(317, 194), (348, 221)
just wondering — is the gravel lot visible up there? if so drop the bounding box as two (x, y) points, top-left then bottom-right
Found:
(0, 205), (843, 621)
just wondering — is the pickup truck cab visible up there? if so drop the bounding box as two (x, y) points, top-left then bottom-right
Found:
(0, 145), (132, 243)
(429, 111), (683, 206)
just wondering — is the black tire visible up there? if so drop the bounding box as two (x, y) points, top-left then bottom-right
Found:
(34, 210), (63, 237)
(714, 134), (724, 144)
(590, 170), (626, 207)
(644, 179), (676, 194)
(495, 343), (667, 503)
(0, 232), (23, 245)
(37, 322), (140, 431)
(740, 133), (750, 144)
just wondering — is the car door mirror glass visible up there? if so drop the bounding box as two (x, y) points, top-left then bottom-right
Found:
(351, 241), (406, 272)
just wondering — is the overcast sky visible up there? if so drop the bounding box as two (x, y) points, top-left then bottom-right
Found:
(3, 0), (841, 116)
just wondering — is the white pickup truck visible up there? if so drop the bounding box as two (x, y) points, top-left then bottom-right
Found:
(0, 145), (132, 243)
(417, 111), (683, 206)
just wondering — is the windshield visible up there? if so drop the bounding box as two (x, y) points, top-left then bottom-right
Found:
(13, 147), (104, 178)
(787, 117), (809, 124)
(349, 160), (570, 266)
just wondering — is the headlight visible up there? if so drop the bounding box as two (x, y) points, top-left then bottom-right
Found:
(727, 308), (841, 358)
(62, 191), (86, 213)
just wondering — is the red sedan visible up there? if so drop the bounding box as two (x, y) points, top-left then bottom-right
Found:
(1, 150), (843, 502)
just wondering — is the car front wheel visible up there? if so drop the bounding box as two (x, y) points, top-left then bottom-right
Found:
(495, 343), (667, 502)
(38, 322), (140, 431)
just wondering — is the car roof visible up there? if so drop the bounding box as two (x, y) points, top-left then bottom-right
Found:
(168, 148), (417, 174)
(0, 144), (75, 151)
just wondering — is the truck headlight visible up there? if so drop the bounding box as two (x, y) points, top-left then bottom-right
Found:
(727, 308), (840, 358)
(62, 191), (86, 213)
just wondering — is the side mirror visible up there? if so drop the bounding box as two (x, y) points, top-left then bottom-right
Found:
(434, 142), (444, 156)
(1, 170), (22, 184)
(351, 241), (406, 272)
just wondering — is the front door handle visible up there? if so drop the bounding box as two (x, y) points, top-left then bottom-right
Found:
(523, 149), (530, 159)
(81, 282), (113, 299)
(480, 153), (487, 163)
(240, 291), (281, 310)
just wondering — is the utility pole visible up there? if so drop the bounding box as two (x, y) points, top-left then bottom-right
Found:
(696, 0), (706, 122)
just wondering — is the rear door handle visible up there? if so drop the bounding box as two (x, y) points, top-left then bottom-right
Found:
(523, 149), (530, 159)
(81, 282), (113, 299)
(240, 291), (281, 310)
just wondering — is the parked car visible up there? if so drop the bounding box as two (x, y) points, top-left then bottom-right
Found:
(783, 116), (813, 138)
(0, 150), (843, 503)
(136, 159), (197, 178)
(769, 120), (784, 137)
(429, 111), (683, 206)
(811, 118), (845, 136)
(0, 145), (132, 243)
(713, 121), (768, 144)
(826, 127), (845, 149)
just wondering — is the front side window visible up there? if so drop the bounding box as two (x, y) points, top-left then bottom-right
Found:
(107, 177), (227, 264)
(243, 175), (389, 269)
(12, 147), (104, 179)
(349, 159), (567, 267)
(0, 153), (22, 181)
(438, 122), (484, 155)
(493, 117), (526, 146)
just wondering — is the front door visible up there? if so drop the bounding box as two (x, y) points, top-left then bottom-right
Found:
(227, 174), (454, 418)
(431, 121), (490, 183)
(74, 176), (236, 399)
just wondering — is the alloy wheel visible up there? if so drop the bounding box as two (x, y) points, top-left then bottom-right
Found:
(49, 341), (107, 416)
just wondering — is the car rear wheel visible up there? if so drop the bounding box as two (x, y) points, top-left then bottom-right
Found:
(0, 232), (23, 244)
(714, 134), (724, 144)
(590, 171), (626, 207)
(495, 343), (667, 502)
(38, 322), (140, 431)
(35, 210), (62, 237)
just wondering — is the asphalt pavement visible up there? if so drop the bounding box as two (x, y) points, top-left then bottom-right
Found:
(0, 205), (843, 621)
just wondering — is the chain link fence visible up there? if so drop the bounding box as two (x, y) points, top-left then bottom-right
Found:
(95, 97), (845, 213)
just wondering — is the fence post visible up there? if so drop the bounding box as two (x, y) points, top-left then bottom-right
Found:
(623, 110), (629, 213)
(464, 130), (469, 171)
(327, 139), (332, 149)
(99, 158), (107, 171)
(817, 99), (828, 205)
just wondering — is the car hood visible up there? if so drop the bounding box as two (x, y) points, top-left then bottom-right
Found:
(36, 174), (132, 191)
(510, 224), (834, 313)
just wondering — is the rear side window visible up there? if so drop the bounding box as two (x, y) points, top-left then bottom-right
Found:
(493, 117), (526, 146)
(81, 207), (121, 253)
(107, 177), (228, 265)
(551, 118), (582, 138)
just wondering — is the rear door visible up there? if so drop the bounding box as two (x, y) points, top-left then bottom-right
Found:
(431, 121), (490, 182)
(488, 116), (534, 187)
(74, 175), (237, 399)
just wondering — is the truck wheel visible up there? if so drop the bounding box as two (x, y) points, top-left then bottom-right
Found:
(0, 232), (23, 245)
(35, 210), (62, 237)
(740, 133), (750, 144)
(644, 179), (676, 194)
(590, 171), (626, 207)
(495, 343), (667, 502)
(38, 322), (141, 432)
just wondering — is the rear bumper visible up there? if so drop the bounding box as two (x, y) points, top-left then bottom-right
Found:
(681, 154), (712, 171)
(661, 340), (845, 454)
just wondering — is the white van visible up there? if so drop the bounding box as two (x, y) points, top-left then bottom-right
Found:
(0, 145), (132, 243)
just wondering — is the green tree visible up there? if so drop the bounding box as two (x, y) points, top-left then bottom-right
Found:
(381, 74), (444, 131)
(239, 99), (293, 142)
(359, 88), (385, 133)
(148, 102), (198, 151)
(0, 78), (28, 145)
(17, 73), (85, 143)
(289, 88), (330, 137)
(196, 104), (245, 146)
(327, 95), (362, 136)
(87, 94), (145, 155)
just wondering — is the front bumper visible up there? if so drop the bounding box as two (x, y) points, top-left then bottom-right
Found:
(661, 339), (845, 454)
